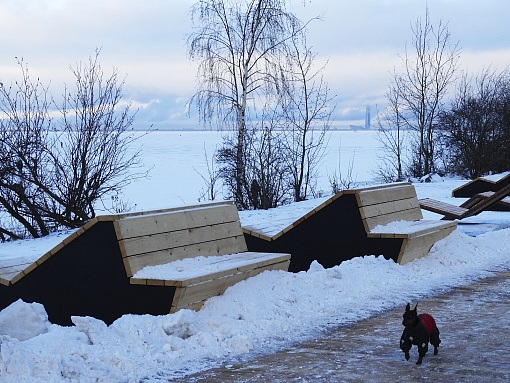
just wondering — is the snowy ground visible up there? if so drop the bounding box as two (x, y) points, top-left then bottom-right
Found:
(1, 175), (510, 382)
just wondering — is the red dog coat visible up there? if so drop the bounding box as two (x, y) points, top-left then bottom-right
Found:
(418, 313), (436, 335)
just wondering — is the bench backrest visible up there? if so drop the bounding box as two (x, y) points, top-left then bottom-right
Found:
(114, 202), (247, 276)
(354, 183), (423, 232)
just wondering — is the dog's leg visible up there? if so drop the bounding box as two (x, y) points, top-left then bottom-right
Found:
(417, 342), (428, 365)
(404, 351), (410, 361)
(434, 346), (438, 355)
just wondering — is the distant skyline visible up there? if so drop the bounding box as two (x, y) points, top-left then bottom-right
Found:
(1, 0), (509, 130)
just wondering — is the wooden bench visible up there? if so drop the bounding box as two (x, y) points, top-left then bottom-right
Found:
(420, 181), (510, 220)
(356, 183), (457, 264)
(116, 201), (291, 312)
(0, 201), (290, 325)
(452, 172), (510, 197)
(242, 183), (457, 270)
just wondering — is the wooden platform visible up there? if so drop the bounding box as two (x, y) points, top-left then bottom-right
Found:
(0, 202), (290, 325)
(242, 183), (457, 271)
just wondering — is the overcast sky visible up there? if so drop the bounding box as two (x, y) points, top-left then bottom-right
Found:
(1, 0), (509, 129)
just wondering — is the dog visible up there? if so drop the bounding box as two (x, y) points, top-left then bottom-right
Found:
(400, 303), (441, 365)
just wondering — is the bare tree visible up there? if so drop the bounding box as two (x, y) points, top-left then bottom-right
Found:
(375, 85), (408, 182)
(389, 7), (460, 176)
(0, 52), (147, 240)
(52, 50), (146, 225)
(0, 58), (54, 238)
(188, 0), (311, 208)
(278, 34), (334, 201)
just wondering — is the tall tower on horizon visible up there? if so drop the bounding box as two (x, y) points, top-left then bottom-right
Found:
(365, 105), (371, 129)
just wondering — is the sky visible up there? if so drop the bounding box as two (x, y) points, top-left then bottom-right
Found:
(1, 0), (509, 130)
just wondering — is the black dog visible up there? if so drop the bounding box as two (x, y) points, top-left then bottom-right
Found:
(400, 303), (441, 365)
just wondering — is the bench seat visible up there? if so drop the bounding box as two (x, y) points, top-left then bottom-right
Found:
(131, 251), (289, 311)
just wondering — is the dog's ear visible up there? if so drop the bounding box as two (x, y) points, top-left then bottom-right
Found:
(405, 303), (410, 311)
(413, 303), (418, 312)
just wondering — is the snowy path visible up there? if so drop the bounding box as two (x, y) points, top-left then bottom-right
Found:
(175, 270), (510, 382)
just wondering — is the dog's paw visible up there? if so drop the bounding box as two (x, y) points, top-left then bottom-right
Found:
(416, 357), (423, 365)
(434, 347), (438, 355)
(404, 351), (410, 361)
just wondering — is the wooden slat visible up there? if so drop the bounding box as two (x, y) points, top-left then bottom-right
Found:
(397, 242), (432, 265)
(0, 271), (20, 285)
(124, 235), (249, 276)
(115, 204), (239, 240)
(170, 260), (290, 312)
(369, 220), (456, 238)
(419, 198), (468, 218)
(396, 225), (457, 264)
(362, 209), (423, 232)
(356, 184), (417, 206)
(118, 221), (245, 258)
(359, 197), (420, 219)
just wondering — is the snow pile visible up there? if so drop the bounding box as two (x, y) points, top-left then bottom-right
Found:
(0, 300), (50, 341)
(0, 228), (510, 381)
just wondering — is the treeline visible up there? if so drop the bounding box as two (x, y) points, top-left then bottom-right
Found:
(440, 68), (510, 179)
(376, 7), (510, 182)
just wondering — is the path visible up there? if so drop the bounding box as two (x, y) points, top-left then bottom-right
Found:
(174, 270), (510, 382)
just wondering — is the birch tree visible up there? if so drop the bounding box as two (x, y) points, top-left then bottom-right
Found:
(389, 7), (460, 176)
(188, 0), (309, 208)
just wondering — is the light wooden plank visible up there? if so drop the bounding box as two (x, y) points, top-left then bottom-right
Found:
(119, 221), (244, 258)
(397, 242), (434, 264)
(124, 235), (248, 276)
(170, 260), (290, 310)
(419, 198), (468, 217)
(115, 204), (239, 240)
(405, 222), (457, 239)
(170, 299), (205, 313)
(356, 184), (417, 206)
(369, 220), (457, 238)
(241, 227), (273, 242)
(131, 253), (290, 287)
(0, 270), (21, 283)
(396, 225), (456, 264)
(155, 252), (291, 287)
(359, 197), (421, 219)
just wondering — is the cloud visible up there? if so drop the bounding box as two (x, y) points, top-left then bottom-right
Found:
(1, 0), (509, 130)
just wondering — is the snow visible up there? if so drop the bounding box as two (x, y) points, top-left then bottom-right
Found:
(0, 230), (75, 264)
(370, 219), (452, 234)
(480, 171), (510, 182)
(1, 131), (510, 382)
(133, 252), (285, 281)
(239, 196), (330, 237)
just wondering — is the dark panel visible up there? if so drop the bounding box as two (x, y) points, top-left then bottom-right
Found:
(0, 222), (175, 326)
(452, 180), (497, 198)
(244, 194), (403, 272)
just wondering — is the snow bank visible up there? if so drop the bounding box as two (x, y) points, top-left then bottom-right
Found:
(1, 228), (510, 382)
